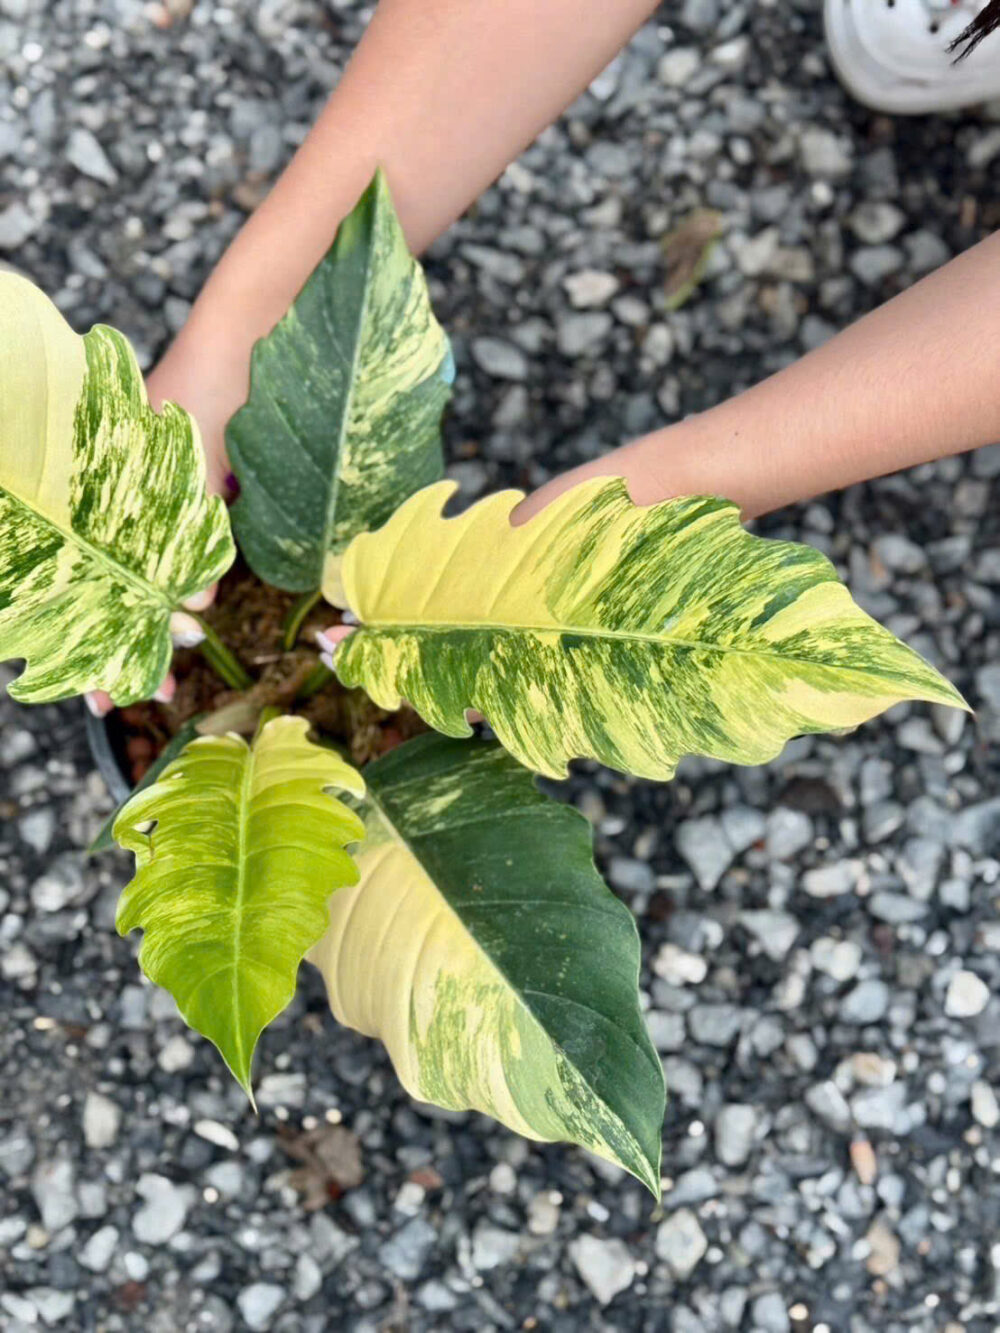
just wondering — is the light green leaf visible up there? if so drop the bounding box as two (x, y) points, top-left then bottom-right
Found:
(228, 169), (453, 594)
(0, 273), (234, 704)
(308, 734), (664, 1193)
(115, 716), (365, 1097)
(88, 717), (203, 855)
(330, 478), (966, 781)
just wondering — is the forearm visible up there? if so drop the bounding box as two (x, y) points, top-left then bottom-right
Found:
(152, 0), (658, 468)
(519, 231), (1000, 521)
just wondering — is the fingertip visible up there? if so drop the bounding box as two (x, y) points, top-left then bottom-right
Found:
(153, 675), (177, 705)
(315, 626), (354, 654)
(85, 691), (113, 718)
(183, 584), (217, 612)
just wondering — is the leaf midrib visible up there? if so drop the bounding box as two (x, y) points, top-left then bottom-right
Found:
(355, 613), (915, 678)
(360, 783), (657, 1161)
(3, 482), (173, 612)
(316, 208), (374, 585)
(230, 741), (255, 1080)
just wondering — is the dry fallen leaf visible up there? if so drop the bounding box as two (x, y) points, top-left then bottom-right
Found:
(278, 1122), (364, 1209)
(662, 208), (723, 310)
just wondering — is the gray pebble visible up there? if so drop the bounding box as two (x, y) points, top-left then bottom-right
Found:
(66, 127), (117, 183)
(840, 979), (890, 1025)
(378, 1216), (437, 1281)
(714, 1103), (758, 1167)
(237, 1283), (286, 1331)
(569, 1234), (635, 1305)
(470, 336), (529, 381)
(655, 1207), (707, 1279)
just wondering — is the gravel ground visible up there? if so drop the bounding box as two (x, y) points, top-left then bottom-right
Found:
(3, 1), (1000, 1329)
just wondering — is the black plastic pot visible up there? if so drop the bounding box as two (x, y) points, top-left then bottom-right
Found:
(83, 705), (132, 806)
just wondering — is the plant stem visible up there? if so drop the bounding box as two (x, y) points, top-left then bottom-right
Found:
(282, 589), (321, 651)
(193, 615), (254, 691)
(297, 661), (335, 700)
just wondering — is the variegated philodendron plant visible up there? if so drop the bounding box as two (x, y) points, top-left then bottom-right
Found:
(0, 171), (966, 1194)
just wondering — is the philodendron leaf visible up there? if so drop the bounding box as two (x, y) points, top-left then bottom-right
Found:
(88, 717), (204, 855)
(114, 716), (365, 1097)
(227, 168), (453, 594)
(308, 733), (664, 1193)
(329, 478), (966, 781)
(0, 273), (234, 704)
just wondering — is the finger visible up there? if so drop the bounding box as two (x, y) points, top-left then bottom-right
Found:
(85, 690), (113, 719)
(182, 582), (217, 613)
(170, 610), (207, 648)
(153, 674), (176, 705)
(315, 625), (354, 671)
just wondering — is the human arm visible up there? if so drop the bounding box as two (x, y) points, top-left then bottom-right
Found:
(516, 231), (1000, 522)
(148, 0), (660, 489)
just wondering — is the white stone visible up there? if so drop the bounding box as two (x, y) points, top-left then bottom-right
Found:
(30, 1158), (78, 1232)
(158, 1034), (195, 1072)
(193, 1119), (240, 1152)
(527, 1191), (560, 1236)
(657, 48), (700, 88)
(714, 1103), (758, 1167)
(237, 1283), (286, 1331)
(488, 1162), (517, 1194)
(945, 970), (990, 1018)
(569, 1234), (636, 1305)
(803, 860), (859, 898)
(294, 1253), (323, 1301)
(79, 1225), (119, 1273)
(739, 910), (799, 961)
(971, 1080), (1000, 1128)
(471, 1222), (520, 1271)
(653, 942), (707, 986)
(655, 1208), (707, 1279)
(563, 270), (619, 308)
(83, 1092), (121, 1150)
(132, 1174), (191, 1245)
(811, 937), (862, 982)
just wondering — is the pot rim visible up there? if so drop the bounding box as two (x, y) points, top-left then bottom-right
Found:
(83, 704), (132, 807)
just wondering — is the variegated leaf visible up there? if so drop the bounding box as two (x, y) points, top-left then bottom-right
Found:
(308, 734), (664, 1193)
(329, 478), (965, 781)
(228, 169), (453, 593)
(115, 716), (365, 1097)
(0, 273), (234, 704)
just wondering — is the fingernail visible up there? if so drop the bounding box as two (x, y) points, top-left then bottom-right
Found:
(315, 630), (337, 654)
(170, 611), (206, 648)
(341, 611), (359, 626)
(182, 584), (217, 613)
(319, 651), (336, 672)
(85, 694), (110, 718)
(153, 680), (176, 704)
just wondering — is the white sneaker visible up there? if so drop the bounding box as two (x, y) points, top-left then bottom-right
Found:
(825, 0), (1000, 114)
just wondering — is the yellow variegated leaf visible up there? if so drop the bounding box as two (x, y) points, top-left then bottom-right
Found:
(115, 717), (365, 1097)
(330, 478), (965, 780)
(0, 273), (234, 704)
(309, 735), (664, 1193)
